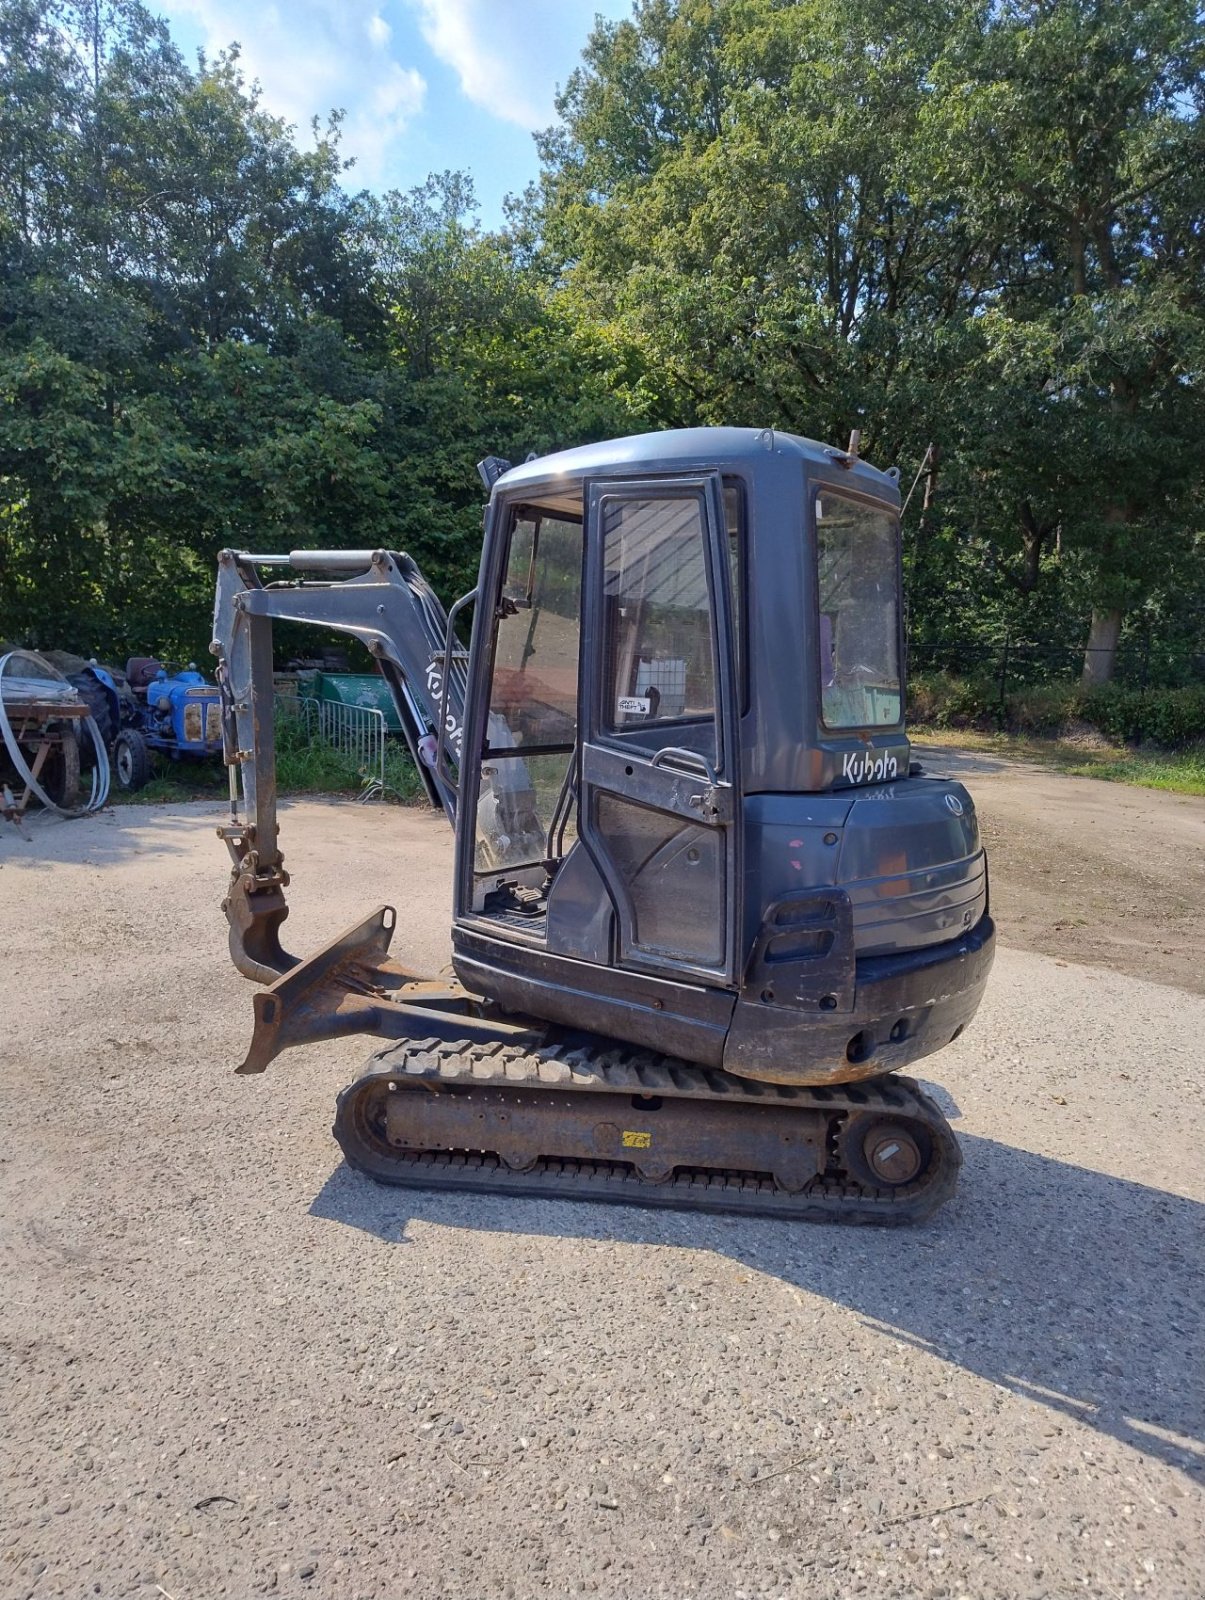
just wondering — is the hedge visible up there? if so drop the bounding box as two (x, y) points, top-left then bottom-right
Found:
(907, 672), (1205, 747)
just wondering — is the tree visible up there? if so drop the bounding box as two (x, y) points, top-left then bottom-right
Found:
(533, 0), (1205, 681)
(0, 0), (397, 657)
(946, 0), (1205, 681)
(359, 172), (665, 600)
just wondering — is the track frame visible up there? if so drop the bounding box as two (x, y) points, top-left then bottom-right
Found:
(333, 1037), (962, 1224)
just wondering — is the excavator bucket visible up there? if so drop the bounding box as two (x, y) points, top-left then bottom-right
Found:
(237, 905), (405, 1073)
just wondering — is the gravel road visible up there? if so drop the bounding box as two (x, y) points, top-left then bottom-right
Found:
(1, 776), (1202, 1600)
(914, 745), (1205, 996)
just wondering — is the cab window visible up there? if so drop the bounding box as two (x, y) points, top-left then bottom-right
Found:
(815, 491), (902, 728)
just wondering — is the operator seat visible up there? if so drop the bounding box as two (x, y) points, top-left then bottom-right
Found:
(125, 657), (163, 693)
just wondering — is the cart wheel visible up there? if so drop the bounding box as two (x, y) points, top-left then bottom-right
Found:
(42, 728), (81, 809)
(113, 729), (151, 791)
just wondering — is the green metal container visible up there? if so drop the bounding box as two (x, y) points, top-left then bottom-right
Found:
(316, 672), (403, 732)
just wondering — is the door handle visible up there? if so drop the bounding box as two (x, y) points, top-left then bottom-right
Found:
(649, 746), (718, 785)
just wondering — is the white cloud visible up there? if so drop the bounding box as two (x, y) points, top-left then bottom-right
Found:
(162, 0), (426, 184)
(406, 0), (607, 131)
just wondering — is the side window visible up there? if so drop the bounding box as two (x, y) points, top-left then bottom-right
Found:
(488, 511), (581, 750)
(601, 494), (717, 754)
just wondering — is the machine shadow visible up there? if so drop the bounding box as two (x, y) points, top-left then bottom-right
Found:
(310, 1132), (1204, 1481)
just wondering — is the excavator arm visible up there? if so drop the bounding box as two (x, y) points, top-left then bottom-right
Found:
(209, 546), (500, 1068)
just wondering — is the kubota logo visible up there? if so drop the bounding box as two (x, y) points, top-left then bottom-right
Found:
(841, 751), (899, 785)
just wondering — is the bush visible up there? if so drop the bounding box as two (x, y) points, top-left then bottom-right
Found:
(1078, 684), (1205, 746)
(907, 673), (1205, 747)
(1001, 682), (1079, 735)
(274, 705), (424, 800)
(907, 672), (1003, 731)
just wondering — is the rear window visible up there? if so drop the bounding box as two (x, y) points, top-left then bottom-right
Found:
(815, 491), (901, 728)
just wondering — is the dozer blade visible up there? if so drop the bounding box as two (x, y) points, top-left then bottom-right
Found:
(332, 1035), (963, 1224)
(236, 905), (540, 1075)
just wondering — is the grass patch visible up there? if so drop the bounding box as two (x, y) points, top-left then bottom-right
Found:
(275, 738), (424, 801)
(913, 726), (1205, 796)
(108, 763), (226, 805)
(1057, 745), (1205, 794)
(273, 706), (424, 801)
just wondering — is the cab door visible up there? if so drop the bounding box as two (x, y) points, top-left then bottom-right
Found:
(579, 474), (740, 986)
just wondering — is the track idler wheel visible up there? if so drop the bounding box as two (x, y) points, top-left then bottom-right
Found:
(334, 1076), (394, 1178)
(839, 1113), (932, 1191)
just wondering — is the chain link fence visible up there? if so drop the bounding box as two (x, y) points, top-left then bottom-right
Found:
(907, 630), (1205, 703)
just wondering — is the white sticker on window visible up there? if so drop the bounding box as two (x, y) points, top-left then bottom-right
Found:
(617, 695), (651, 716)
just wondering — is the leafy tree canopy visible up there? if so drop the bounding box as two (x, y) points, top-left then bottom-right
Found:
(535, 0), (1205, 680)
(0, 0), (1201, 683)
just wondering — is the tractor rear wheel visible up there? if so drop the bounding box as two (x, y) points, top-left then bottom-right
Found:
(113, 729), (151, 791)
(66, 670), (115, 752)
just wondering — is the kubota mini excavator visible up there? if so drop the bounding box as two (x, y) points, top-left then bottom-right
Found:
(212, 427), (994, 1222)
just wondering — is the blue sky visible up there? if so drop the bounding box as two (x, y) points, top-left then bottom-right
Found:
(156, 0), (632, 228)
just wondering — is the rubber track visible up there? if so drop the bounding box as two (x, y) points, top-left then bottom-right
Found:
(332, 1036), (962, 1225)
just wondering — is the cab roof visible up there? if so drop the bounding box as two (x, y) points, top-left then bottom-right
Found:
(491, 427), (899, 515)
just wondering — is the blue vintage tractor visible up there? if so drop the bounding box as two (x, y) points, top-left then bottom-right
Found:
(110, 658), (224, 790)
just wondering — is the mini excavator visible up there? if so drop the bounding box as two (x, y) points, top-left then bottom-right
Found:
(212, 428), (994, 1222)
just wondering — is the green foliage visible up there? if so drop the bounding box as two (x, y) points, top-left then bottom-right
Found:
(273, 706), (423, 800)
(1000, 683), (1083, 736)
(908, 672), (1007, 731)
(0, 4), (655, 660)
(0, 0), (387, 657)
(113, 711), (424, 802)
(1058, 745), (1205, 795)
(537, 0), (1205, 683)
(1078, 684), (1205, 746)
(908, 671), (1205, 744)
(1, 0), (1201, 697)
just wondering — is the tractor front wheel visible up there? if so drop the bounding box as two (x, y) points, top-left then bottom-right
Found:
(113, 729), (151, 791)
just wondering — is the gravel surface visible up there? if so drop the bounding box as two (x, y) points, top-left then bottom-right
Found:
(1, 787), (1202, 1600)
(914, 746), (1205, 996)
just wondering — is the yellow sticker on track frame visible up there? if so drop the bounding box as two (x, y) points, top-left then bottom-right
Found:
(621, 1130), (652, 1149)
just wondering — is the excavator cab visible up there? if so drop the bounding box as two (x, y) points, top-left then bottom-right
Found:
(212, 428), (994, 1221)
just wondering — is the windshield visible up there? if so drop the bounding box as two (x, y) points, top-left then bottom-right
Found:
(815, 490), (902, 729)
